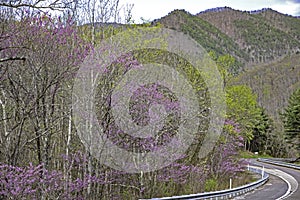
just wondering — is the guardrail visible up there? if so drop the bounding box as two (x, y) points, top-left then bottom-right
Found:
(258, 158), (300, 170)
(259, 158), (297, 162)
(140, 166), (269, 200)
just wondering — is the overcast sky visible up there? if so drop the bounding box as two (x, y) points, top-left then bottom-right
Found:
(120, 0), (300, 23)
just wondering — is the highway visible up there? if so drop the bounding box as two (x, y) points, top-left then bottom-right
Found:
(143, 159), (300, 200)
(235, 174), (288, 199)
(235, 159), (300, 200)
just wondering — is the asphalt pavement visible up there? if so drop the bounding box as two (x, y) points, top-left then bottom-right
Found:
(235, 159), (300, 200)
(234, 174), (288, 199)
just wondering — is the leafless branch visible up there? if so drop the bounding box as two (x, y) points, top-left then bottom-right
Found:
(0, 0), (69, 11)
(0, 56), (25, 63)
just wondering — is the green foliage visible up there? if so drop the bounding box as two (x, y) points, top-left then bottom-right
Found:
(239, 151), (272, 159)
(216, 54), (237, 75)
(232, 54), (300, 133)
(204, 178), (218, 192)
(78, 21), (163, 45)
(282, 88), (300, 152)
(257, 9), (300, 42)
(226, 85), (259, 122)
(249, 109), (273, 153)
(78, 24), (126, 45)
(225, 85), (273, 151)
(234, 17), (299, 63)
(209, 51), (239, 87)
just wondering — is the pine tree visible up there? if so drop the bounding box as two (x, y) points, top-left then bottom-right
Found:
(250, 109), (273, 154)
(282, 88), (300, 156)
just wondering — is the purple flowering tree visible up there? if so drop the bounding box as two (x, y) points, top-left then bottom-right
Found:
(0, 9), (250, 200)
(208, 119), (245, 180)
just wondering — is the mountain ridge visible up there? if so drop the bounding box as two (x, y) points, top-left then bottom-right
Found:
(153, 7), (300, 130)
(90, 7), (300, 131)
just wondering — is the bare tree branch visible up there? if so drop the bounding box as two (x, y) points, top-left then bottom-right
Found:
(0, 56), (25, 63)
(0, 0), (70, 11)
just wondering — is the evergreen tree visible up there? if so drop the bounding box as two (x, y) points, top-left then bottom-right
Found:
(250, 109), (272, 154)
(282, 88), (300, 156)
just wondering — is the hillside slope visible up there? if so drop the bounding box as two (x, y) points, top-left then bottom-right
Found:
(197, 7), (300, 66)
(232, 54), (300, 128)
(156, 9), (248, 73)
(154, 7), (300, 129)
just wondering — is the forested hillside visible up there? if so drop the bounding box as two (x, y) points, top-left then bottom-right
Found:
(156, 7), (300, 132)
(198, 7), (300, 65)
(156, 9), (247, 74)
(233, 54), (300, 127)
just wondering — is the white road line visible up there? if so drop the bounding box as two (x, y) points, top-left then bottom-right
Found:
(275, 174), (291, 200)
(251, 166), (298, 200)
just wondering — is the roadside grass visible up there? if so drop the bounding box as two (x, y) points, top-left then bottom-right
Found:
(214, 172), (257, 192)
(239, 151), (273, 159)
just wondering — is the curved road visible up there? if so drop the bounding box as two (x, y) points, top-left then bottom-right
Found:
(235, 174), (288, 199)
(236, 160), (300, 200)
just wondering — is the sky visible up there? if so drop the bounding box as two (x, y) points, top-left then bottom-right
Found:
(119, 0), (300, 23)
